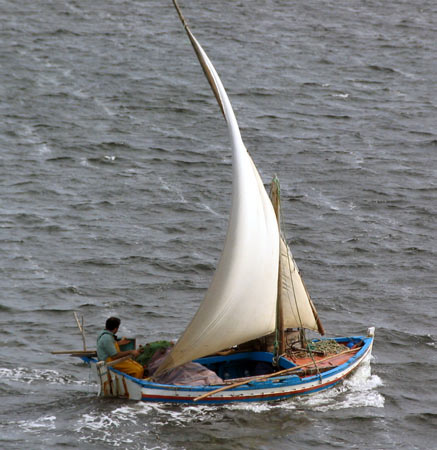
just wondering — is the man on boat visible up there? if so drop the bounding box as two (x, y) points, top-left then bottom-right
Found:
(96, 317), (144, 378)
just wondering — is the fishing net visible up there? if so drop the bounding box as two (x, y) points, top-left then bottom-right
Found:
(286, 339), (347, 359)
(135, 340), (173, 366)
(134, 341), (223, 385)
(306, 339), (347, 355)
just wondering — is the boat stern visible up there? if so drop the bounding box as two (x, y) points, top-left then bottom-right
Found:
(85, 358), (143, 401)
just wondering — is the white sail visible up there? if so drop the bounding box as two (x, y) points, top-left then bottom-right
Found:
(155, 18), (280, 375)
(280, 238), (320, 332)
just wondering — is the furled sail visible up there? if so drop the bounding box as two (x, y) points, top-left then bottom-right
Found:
(155, 3), (281, 375)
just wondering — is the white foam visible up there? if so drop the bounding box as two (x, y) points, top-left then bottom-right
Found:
(37, 143), (52, 155)
(15, 415), (57, 433)
(0, 367), (88, 386)
(295, 358), (384, 412)
(228, 402), (286, 413)
(77, 412), (124, 432)
(145, 403), (222, 426)
(332, 93), (349, 98)
(76, 413), (134, 447)
(75, 406), (167, 448)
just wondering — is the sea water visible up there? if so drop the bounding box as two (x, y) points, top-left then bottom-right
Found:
(1, 0), (436, 448)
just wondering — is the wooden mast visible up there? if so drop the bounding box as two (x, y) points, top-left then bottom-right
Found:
(270, 178), (285, 356)
(270, 177), (325, 352)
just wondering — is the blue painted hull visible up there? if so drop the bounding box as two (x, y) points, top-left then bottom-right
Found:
(84, 334), (374, 404)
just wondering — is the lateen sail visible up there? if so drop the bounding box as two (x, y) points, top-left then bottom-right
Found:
(155, 3), (280, 375)
(156, 1), (323, 376)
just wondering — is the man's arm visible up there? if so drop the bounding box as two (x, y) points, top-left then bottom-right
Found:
(117, 337), (131, 346)
(100, 334), (140, 361)
(113, 337), (138, 359)
(111, 348), (140, 360)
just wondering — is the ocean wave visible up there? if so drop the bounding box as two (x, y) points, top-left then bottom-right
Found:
(0, 367), (90, 386)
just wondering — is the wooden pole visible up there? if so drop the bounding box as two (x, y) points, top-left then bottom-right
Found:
(270, 178), (285, 357)
(51, 350), (96, 356)
(194, 348), (357, 402)
(172, 0), (226, 120)
(74, 312), (87, 351)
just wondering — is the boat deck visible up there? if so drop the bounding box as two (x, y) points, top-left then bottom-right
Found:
(285, 347), (360, 375)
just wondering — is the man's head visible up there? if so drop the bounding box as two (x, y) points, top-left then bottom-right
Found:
(105, 317), (121, 332)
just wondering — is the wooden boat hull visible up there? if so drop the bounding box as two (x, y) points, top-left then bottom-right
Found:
(83, 332), (374, 404)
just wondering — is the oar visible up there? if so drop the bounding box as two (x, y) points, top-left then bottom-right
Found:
(194, 348), (358, 402)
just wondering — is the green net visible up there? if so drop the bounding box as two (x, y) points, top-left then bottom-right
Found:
(135, 340), (173, 366)
(306, 339), (346, 355)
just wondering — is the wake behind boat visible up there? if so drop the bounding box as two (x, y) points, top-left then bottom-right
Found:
(56, 0), (375, 404)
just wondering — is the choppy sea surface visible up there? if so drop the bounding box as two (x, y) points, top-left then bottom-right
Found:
(1, 0), (436, 448)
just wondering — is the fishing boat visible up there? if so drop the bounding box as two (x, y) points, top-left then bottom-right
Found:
(73, 1), (375, 404)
